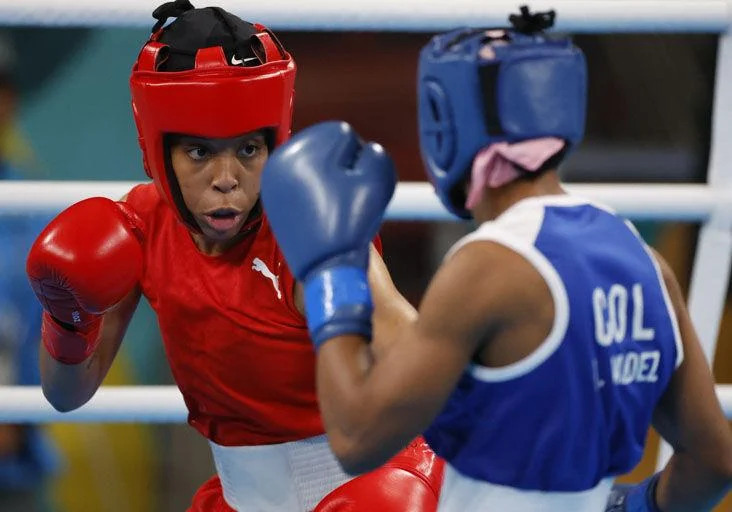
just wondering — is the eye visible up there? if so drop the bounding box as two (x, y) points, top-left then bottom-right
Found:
(238, 143), (261, 158)
(186, 146), (209, 161)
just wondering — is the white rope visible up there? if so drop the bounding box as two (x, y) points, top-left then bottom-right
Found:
(0, 386), (187, 423)
(1, 181), (730, 222)
(0, 385), (729, 422)
(0, 1), (728, 32)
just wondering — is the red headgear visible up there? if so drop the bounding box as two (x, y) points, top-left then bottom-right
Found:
(130, 14), (296, 230)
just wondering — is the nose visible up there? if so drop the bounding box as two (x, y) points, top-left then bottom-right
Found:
(211, 155), (240, 194)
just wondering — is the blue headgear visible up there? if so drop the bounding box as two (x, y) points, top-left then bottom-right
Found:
(418, 10), (587, 218)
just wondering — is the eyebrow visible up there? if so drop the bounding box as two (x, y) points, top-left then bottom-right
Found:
(178, 133), (266, 145)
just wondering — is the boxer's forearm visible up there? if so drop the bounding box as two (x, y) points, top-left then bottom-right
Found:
(40, 287), (141, 412)
(40, 346), (106, 412)
(316, 334), (408, 474)
(316, 328), (455, 475)
(656, 454), (732, 512)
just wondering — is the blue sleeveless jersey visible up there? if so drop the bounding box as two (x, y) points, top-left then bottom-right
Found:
(424, 195), (682, 493)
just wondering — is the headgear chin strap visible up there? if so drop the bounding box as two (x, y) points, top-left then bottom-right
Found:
(130, 4), (296, 231)
(417, 7), (587, 219)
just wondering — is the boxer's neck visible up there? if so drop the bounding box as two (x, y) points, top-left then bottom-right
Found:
(470, 170), (566, 224)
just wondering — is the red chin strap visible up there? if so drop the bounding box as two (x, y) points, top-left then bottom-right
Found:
(130, 26), (296, 231)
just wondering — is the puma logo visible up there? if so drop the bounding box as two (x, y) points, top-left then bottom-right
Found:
(252, 258), (282, 300)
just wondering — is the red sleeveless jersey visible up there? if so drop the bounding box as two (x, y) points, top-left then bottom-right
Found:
(126, 183), (327, 446)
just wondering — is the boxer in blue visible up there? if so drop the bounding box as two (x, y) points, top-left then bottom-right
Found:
(262, 7), (732, 511)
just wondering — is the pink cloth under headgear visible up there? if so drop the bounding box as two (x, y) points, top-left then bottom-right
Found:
(465, 138), (565, 210)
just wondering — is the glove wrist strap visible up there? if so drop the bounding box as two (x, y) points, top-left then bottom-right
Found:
(606, 472), (662, 512)
(304, 266), (372, 350)
(42, 311), (102, 365)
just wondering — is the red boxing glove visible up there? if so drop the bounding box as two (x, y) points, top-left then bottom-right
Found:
(314, 437), (444, 512)
(27, 197), (144, 364)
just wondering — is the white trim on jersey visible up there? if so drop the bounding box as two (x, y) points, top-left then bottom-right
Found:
(623, 220), (685, 369)
(517, 195), (683, 370)
(444, 194), (595, 264)
(438, 464), (614, 512)
(445, 196), (571, 382)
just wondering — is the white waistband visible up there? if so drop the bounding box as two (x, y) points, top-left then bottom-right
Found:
(209, 435), (351, 512)
(439, 464), (614, 512)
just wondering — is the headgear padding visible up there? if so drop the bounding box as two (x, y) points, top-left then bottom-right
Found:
(130, 3), (296, 230)
(418, 13), (587, 218)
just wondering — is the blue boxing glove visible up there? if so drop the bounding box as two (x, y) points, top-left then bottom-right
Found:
(261, 121), (396, 349)
(605, 473), (662, 512)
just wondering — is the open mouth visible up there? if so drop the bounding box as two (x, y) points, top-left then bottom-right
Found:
(202, 208), (244, 232)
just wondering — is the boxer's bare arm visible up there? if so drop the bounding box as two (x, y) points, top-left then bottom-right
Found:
(41, 287), (142, 411)
(650, 250), (732, 511)
(295, 245), (417, 358)
(317, 241), (546, 474)
(40, 192), (143, 412)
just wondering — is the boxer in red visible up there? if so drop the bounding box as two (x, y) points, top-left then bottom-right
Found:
(25, 1), (443, 510)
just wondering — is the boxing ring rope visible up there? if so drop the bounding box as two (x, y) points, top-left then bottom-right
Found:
(0, 180), (731, 424)
(0, 0), (731, 471)
(0, 1), (729, 32)
(1, 181), (731, 221)
(0, 385), (730, 423)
